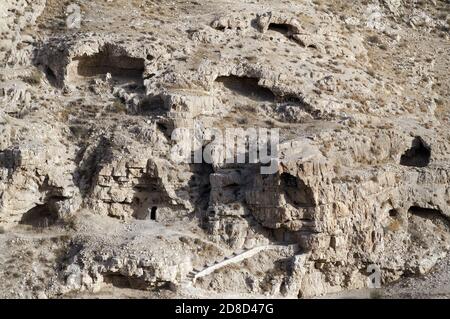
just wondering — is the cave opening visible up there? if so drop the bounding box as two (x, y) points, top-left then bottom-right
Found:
(215, 76), (275, 102)
(389, 209), (399, 218)
(268, 23), (291, 36)
(408, 206), (442, 216)
(407, 205), (449, 231)
(280, 173), (315, 207)
(20, 202), (57, 228)
(400, 137), (431, 168)
(103, 273), (153, 290)
(140, 95), (166, 115)
(72, 44), (145, 85)
(150, 206), (157, 220)
(42, 65), (58, 87)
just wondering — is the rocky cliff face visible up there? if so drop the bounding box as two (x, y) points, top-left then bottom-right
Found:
(0, 0), (449, 298)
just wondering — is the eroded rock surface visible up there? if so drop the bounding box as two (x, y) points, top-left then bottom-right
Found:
(0, 0), (449, 298)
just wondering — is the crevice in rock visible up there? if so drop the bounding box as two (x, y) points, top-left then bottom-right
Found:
(212, 25), (229, 32)
(408, 206), (447, 221)
(400, 137), (431, 168)
(0, 148), (22, 176)
(74, 136), (113, 197)
(280, 172), (315, 208)
(156, 121), (169, 134)
(389, 209), (399, 218)
(278, 94), (305, 104)
(188, 161), (214, 227)
(43, 65), (58, 86)
(267, 23), (314, 49)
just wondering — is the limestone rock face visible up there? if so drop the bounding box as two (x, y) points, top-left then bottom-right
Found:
(0, 0), (449, 298)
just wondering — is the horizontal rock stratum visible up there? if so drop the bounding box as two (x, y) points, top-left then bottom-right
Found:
(0, 0), (449, 299)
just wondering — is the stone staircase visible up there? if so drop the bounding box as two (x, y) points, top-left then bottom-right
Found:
(181, 243), (299, 286)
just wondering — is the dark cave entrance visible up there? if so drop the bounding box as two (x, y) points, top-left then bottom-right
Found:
(215, 76), (276, 102)
(150, 206), (157, 221)
(268, 23), (291, 36)
(280, 172), (315, 207)
(400, 137), (431, 168)
(407, 205), (450, 233)
(139, 95), (167, 116)
(389, 209), (399, 218)
(72, 44), (145, 85)
(43, 65), (58, 86)
(103, 273), (155, 290)
(20, 202), (57, 228)
(408, 206), (443, 217)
